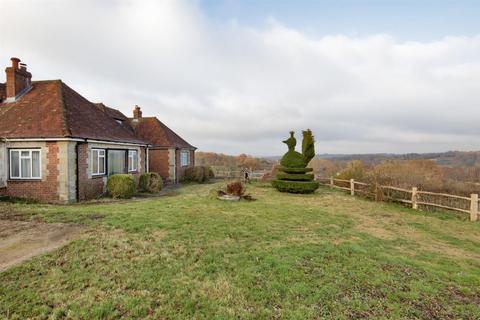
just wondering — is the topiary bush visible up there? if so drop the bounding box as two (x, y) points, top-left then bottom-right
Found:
(183, 166), (214, 183)
(276, 172), (314, 181)
(302, 129), (315, 166)
(271, 179), (319, 194)
(139, 172), (163, 193)
(278, 167), (313, 174)
(272, 130), (319, 194)
(107, 174), (136, 199)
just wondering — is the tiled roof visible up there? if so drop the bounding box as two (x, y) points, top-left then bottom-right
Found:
(130, 117), (196, 149)
(0, 80), (145, 144)
(94, 103), (128, 121)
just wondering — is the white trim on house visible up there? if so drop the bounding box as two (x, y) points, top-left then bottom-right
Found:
(9, 148), (42, 180)
(0, 142), (7, 187)
(3, 137), (149, 147)
(128, 149), (138, 172)
(86, 139), (148, 147)
(91, 148), (106, 176)
(146, 148), (149, 172)
(5, 138), (84, 142)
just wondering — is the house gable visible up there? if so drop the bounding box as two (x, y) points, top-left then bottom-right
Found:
(128, 107), (196, 150)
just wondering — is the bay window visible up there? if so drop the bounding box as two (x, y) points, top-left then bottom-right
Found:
(128, 150), (138, 172)
(10, 149), (41, 179)
(92, 149), (106, 176)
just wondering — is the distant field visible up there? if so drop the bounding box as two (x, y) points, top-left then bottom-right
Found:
(1, 182), (479, 319)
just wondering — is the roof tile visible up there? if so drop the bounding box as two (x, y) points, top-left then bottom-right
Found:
(130, 117), (196, 149)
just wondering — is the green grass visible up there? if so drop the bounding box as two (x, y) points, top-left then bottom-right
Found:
(1, 182), (480, 319)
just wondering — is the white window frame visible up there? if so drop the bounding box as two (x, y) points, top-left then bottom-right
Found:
(128, 150), (138, 172)
(9, 149), (42, 179)
(180, 150), (190, 167)
(92, 149), (106, 176)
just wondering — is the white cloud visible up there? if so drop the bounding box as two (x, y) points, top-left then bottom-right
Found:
(1, 0), (480, 155)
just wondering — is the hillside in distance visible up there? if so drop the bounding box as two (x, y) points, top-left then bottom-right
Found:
(264, 151), (480, 167)
(313, 151), (480, 167)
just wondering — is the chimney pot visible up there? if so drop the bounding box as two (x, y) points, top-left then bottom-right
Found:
(5, 57), (32, 101)
(133, 105), (142, 119)
(11, 57), (20, 69)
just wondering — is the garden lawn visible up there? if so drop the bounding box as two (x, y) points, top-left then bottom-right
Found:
(1, 182), (480, 319)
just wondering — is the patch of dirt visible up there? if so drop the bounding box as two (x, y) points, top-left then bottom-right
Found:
(0, 219), (82, 272)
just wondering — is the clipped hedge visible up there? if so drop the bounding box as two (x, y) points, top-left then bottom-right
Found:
(271, 179), (319, 194)
(276, 172), (314, 181)
(139, 172), (163, 193)
(107, 174), (136, 199)
(183, 166), (214, 183)
(280, 150), (305, 168)
(278, 167), (313, 174)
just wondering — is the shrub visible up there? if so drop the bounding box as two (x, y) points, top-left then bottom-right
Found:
(271, 179), (319, 194)
(280, 151), (305, 168)
(273, 130), (319, 194)
(336, 160), (366, 181)
(139, 172), (163, 193)
(278, 167), (313, 174)
(276, 172), (314, 181)
(183, 166), (213, 183)
(206, 166), (215, 179)
(107, 174), (136, 199)
(226, 180), (245, 196)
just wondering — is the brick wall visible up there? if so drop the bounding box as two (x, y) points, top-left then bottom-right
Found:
(78, 143), (147, 201)
(175, 149), (195, 182)
(77, 143), (104, 201)
(148, 149), (170, 182)
(4, 142), (60, 202)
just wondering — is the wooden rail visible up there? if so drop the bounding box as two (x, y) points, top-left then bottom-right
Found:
(319, 176), (478, 222)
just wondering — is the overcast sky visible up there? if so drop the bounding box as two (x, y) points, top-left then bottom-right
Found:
(1, 0), (480, 156)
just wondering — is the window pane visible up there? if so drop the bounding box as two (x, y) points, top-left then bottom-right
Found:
(128, 151), (137, 171)
(92, 150), (98, 174)
(21, 158), (31, 178)
(21, 151), (29, 157)
(11, 151), (19, 177)
(181, 151), (189, 166)
(32, 151), (40, 178)
(99, 155), (105, 174)
(108, 150), (126, 175)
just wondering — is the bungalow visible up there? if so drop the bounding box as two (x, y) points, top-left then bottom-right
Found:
(0, 57), (195, 203)
(129, 106), (196, 183)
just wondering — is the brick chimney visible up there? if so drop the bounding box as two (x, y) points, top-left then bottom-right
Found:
(5, 57), (32, 102)
(133, 105), (142, 119)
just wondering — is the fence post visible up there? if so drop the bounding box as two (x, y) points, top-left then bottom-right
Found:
(330, 177), (334, 188)
(350, 179), (355, 196)
(470, 194), (478, 222)
(411, 187), (418, 210)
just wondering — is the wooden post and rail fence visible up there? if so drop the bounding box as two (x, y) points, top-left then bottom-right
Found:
(320, 177), (479, 222)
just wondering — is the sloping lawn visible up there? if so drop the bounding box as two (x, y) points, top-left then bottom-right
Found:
(1, 182), (479, 319)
